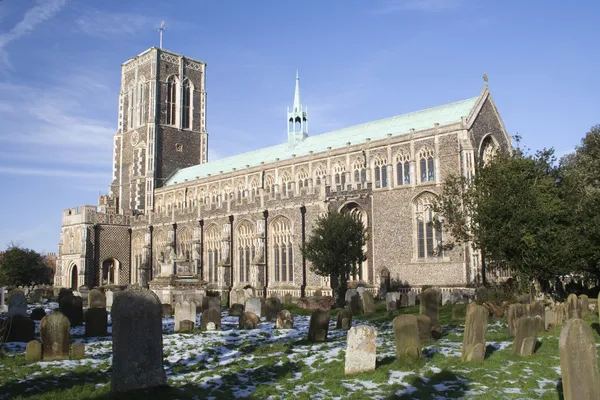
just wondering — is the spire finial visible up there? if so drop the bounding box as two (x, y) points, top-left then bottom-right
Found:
(483, 72), (488, 86)
(158, 21), (165, 49)
(293, 69), (301, 112)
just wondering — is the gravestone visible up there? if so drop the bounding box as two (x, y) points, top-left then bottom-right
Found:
(544, 307), (556, 331)
(58, 288), (73, 303)
(229, 303), (244, 316)
(8, 316), (35, 342)
(25, 340), (42, 362)
(59, 295), (83, 327)
(162, 303), (173, 318)
(416, 315), (432, 343)
(276, 310), (294, 329)
(559, 318), (600, 400)
(308, 309), (330, 342)
(393, 314), (421, 360)
(314, 289), (323, 297)
(7, 289), (27, 318)
(230, 289), (246, 307)
(386, 292), (397, 311)
(452, 304), (467, 320)
(239, 312), (259, 329)
(204, 296), (221, 312)
(344, 325), (377, 375)
(30, 288), (44, 303)
(336, 308), (352, 330)
(399, 293), (408, 308)
(356, 286), (366, 298)
(105, 291), (114, 308)
(579, 294), (589, 317)
(461, 304), (488, 362)
(78, 286), (90, 307)
(179, 320), (195, 331)
(361, 291), (375, 313)
(512, 316), (538, 356)
(88, 289), (106, 309)
(245, 298), (262, 319)
(283, 293), (293, 304)
(85, 308), (108, 337)
(71, 342), (85, 359)
(40, 312), (70, 361)
(345, 289), (358, 304)
(174, 301), (196, 332)
(111, 288), (166, 393)
(265, 297), (282, 322)
(528, 301), (545, 332)
(507, 303), (527, 336)
(420, 288), (440, 332)
(441, 291), (451, 306)
(347, 291), (361, 315)
(407, 291), (416, 306)
(567, 293), (581, 319)
(30, 307), (46, 321)
(201, 307), (221, 331)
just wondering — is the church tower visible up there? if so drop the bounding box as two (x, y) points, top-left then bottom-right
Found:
(287, 70), (308, 147)
(109, 47), (208, 215)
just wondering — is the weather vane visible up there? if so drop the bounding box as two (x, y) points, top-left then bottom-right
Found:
(158, 21), (165, 49)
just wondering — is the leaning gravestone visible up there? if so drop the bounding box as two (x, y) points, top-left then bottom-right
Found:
(308, 309), (330, 342)
(85, 308), (108, 337)
(513, 316), (538, 356)
(361, 291), (375, 313)
(265, 297), (282, 322)
(174, 301), (196, 332)
(461, 304), (488, 362)
(344, 325), (377, 375)
(276, 310), (294, 329)
(420, 288), (440, 331)
(239, 312), (259, 329)
(111, 288), (166, 394)
(417, 315), (432, 343)
(245, 298), (262, 319)
(336, 308), (352, 330)
(528, 301), (545, 332)
(559, 318), (600, 400)
(25, 340), (42, 362)
(567, 293), (581, 319)
(8, 290), (27, 318)
(88, 289), (106, 309)
(393, 314), (421, 360)
(201, 308), (221, 331)
(40, 312), (70, 361)
(507, 303), (527, 336)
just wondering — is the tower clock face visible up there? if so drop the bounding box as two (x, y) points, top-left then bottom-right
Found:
(131, 130), (140, 146)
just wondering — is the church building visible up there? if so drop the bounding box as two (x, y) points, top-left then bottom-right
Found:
(54, 46), (511, 301)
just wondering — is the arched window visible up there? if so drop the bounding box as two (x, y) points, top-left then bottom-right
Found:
(396, 151), (411, 186)
(374, 157), (388, 188)
(340, 203), (368, 281)
(236, 221), (255, 283)
(270, 217), (293, 282)
(136, 79), (148, 126)
(419, 147), (435, 183)
(204, 225), (220, 283)
(480, 136), (498, 166)
(281, 173), (292, 196)
(182, 78), (193, 129)
(314, 166), (325, 186)
(177, 227), (192, 260)
(210, 187), (219, 205)
(131, 233), (145, 284)
(127, 86), (135, 130)
(264, 175), (274, 195)
(353, 159), (367, 184)
(166, 76), (177, 126)
(333, 162), (346, 188)
(152, 229), (167, 277)
(222, 185), (233, 201)
(414, 193), (443, 259)
(250, 178), (259, 199)
(297, 169), (309, 190)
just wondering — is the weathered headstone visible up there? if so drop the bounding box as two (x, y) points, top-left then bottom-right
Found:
(245, 298), (262, 319)
(345, 289), (358, 303)
(162, 303), (173, 318)
(347, 291), (361, 315)
(361, 291), (375, 313)
(276, 310), (294, 329)
(230, 289), (246, 307)
(239, 311), (259, 329)
(452, 304), (467, 320)
(386, 292), (397, 311)
(336, 308), (352, 330)
(205, 296), (221, 312)
(529, 301), (545, 331)
(356, 286), (366, 297)
(344, 325), (377, 375)
(461, 304), (488, 362)
(393, 314), (421, 360)
(71, 342), (85, 359)
(579, 294), (589, 317)
(40, 312), (70, 361)
(111, 288), (166, 393)
(567, 293), (581, 319)
(399, 293), (408, 308)
(407, 291), (416, 306)
(8, 316), (35, 342)
(416, 315), (431, 343)
(58, 288), (73, 303)
(7, 289), (27, 318)
(30, 288), (44, 303)
(229, 303), (244, 316)
(265, 297), (282, 322)
(559, 318), (600, 400)
(30, 307), (46, 321)
(420, 288), (440, 331)
(201, 307), (221, 331)
(512, 316), (538, 356)
(179, 320), (195, 331)
(544, 306), (556, 331)
(507, 303), (527, 336)
(88, 289), (106, 309)
(308, 309), (330, 342)
(25, 340), (42, 362)
(174, 301), (197, 332)
(85, 308), (108, 337)
(59, 295), (83, 327)
(283, 293), (293, 304)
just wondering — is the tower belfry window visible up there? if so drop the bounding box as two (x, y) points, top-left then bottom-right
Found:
(166, 76), (177, 126)
(182, 78), (192, 129)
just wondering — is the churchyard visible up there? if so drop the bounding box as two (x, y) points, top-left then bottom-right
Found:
(0, 288), (599, 399)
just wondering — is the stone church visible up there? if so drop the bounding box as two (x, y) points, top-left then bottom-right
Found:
(54, 46), (511, 302)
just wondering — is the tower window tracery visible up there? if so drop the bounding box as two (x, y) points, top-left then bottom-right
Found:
(182, 78), (193, 129)
(166, 76), (177, 126)
(396, 151), (411, 185)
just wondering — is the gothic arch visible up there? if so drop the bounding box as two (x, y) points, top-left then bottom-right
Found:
(269, 216), (293, 283)
(100, 258), (120, 286)
(412, 191), (443, 259)
(236, 220), (255, 284)
(204, 224), (221, 283)
(177, 226), (193, 261)
(131, 232), (145, 284)
(339, 202), (368, 282)
(478, 133), (500, 165)
(66, 262), (79, 290)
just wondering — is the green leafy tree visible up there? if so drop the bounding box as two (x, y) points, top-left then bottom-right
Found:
(0, 244), (53, 291)
(301, 211), (366, 306)
(434, 138), (568, 286)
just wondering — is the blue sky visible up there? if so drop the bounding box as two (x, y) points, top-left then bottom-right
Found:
(0, 0), (598, 254)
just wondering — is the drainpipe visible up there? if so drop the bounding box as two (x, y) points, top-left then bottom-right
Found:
(199, 219), (204, 280)
(263, 209), (269, 298)
(300, 205), (307, 298)
(172, 222), (177, 275)
(228, 215), (234, 294)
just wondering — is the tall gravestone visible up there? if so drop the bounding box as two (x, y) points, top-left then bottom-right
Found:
(579, 294), (589, 317)
(344, 325), (377, 375)
(416, 315), (432, 343)
(507, 303), (527, 336)
(174, 301), (196, 332)
(245, 298), (262, 319)
(40, 312), (70, 361)
(461, 304), (488, 362)
(111, 288), (166, 394)
(308, 309), (330, 342)
(393, 314), (421, 360)
(59, 295), (83, 327)
(86, 289), (108, 337)
(265, 297), (282, 322)
(201, 308), (221, 331)
(336, 309), (352, 330)
(7, 289), (27, 318)
(513, 316), (538, 356)
(88, 289), (106, 309)
(420, 288), (440, 332)
(559, 318), (600, 400)
(407, 291), (416, 306)
(386, 292), (397, 311)
(361, 291), (375, 313)
(567, 293), (581, 319)
(528, 301), (545, 332)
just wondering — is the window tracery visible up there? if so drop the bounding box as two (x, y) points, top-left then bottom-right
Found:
(419, 147), (435, 183)
(395, 150), (411, 185)
(414, 193), (443, 259)
(374, 156), (388, 188)
(270, 217), (293, 282)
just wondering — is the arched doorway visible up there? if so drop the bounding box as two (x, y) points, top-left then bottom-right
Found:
(70, 265), (78, 289)
(101, 259), (119, 285)
(339, 202), (369, 282)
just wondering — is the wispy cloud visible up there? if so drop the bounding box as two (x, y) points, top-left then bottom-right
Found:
(75, 9), (154, 38)
(0, 0), (68, 65)
(374, 0), (464, 14)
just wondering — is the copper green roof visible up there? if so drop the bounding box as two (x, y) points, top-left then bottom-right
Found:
(165, 96), (478, 186)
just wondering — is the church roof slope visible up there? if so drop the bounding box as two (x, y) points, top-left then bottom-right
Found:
(165, 96), (478, 186)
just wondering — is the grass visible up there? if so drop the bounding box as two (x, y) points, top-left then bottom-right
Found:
(1, 302), (599, 399)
